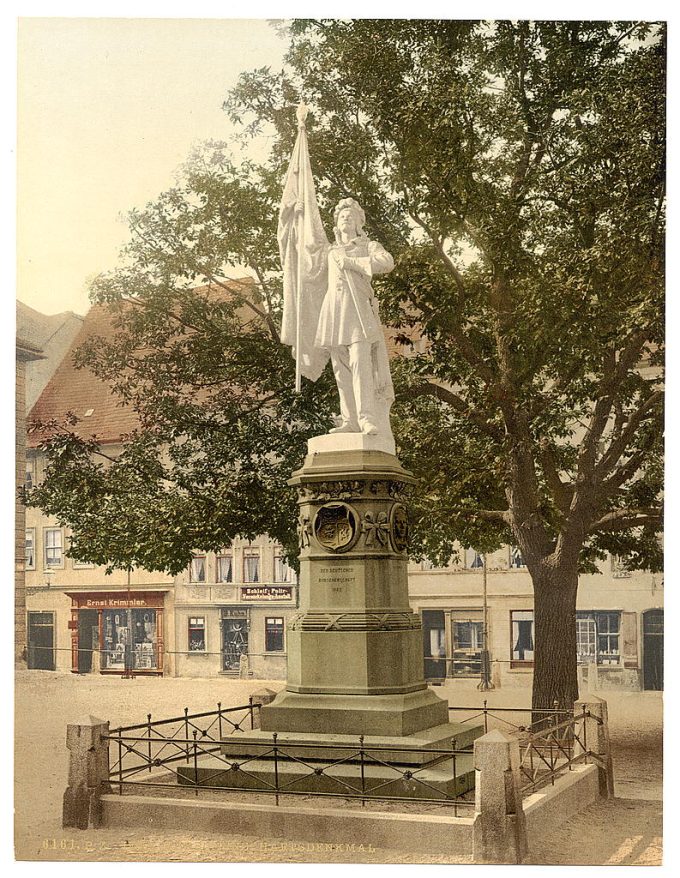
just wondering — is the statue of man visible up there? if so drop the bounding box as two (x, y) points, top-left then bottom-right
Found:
(311, 197), (394, 436)
(278, 107), (396, 447)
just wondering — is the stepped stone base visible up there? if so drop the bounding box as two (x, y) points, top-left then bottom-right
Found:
(260, 687), (450, 737)
(221, 721), (483, 766)
(177, 751), (475, 799)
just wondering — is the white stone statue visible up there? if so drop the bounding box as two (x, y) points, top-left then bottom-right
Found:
(278, 105), (396, 449)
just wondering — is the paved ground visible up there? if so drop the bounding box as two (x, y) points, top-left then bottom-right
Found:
(13, 670), (662, 864)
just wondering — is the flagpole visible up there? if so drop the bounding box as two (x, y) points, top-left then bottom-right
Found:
(294, 103), (308, 393)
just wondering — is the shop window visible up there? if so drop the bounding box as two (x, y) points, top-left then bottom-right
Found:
(274, 555), (294, 583)
(102, 608), (158, 671)
(265, 617), (284, 652)
(44, 528), (63, 567)
(510, 546), (526, 568)
(576, 612), (620, 665)
(511, 610), (534, 665)
(188, 616), (206, 652)
(243, 551), (260, 583)
(217, 554), (233, 583)
(190, 556), (206, 583)
(451, 611), (484, 676)
(25, 528), (35, 570)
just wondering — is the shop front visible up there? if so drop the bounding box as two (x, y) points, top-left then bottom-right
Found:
(67, 591), (166, 675)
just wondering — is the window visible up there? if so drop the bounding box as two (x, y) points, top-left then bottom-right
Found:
(44, 528), (63, 567)
(510, 547), (526, 569)
(274, 555), (294, 583)
(422, 609), (447, 679)
(25, 528), (35, 569)
(420, 558), (435, 571)
(466, 549), (484, 569)
(243, 551), (260, 583)
(188, 617), (206, 652)
(577, 612), (621, 665)
(190, 556), (206, 583)
(70, 538), (95, 569)
(25, 457), (36, 489)
(451, 610), (484, 676)
(265, 617), (284, 652)
(611, 555), (632, 578)
(217, 554), (233, 583)
(511, 610), (534, 664)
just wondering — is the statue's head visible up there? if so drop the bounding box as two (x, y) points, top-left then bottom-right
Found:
(333, 198), (365, 242)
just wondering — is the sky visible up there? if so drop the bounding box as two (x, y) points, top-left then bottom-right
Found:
(17, 17), (288, 317)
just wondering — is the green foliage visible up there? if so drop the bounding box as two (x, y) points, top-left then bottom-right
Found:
(26, 20), (664, 583)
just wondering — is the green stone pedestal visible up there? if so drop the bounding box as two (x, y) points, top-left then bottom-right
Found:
(259, 437), (449, 736)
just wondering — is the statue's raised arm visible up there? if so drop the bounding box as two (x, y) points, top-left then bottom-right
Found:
(278, 104), (396, 453)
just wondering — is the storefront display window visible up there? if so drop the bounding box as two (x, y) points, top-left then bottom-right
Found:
(576, 611), (621, 665)
(451, 612), (484, 676)
(102, 608), (158, 670)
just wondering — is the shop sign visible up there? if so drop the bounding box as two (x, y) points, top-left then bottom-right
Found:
(66, 591), (166, 609)
(240, 585), (293, 602)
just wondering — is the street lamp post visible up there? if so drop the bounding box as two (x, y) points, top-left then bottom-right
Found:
(478, 553), (494, 691)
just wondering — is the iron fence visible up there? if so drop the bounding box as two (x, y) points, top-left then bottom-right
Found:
(447, 701), (602, 794)
(104, 706), (475, 813)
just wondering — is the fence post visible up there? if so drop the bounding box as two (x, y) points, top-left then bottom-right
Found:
(573, 696), (614, 798)
(472, 729), (528, 864)
(62, 715), (110, 830)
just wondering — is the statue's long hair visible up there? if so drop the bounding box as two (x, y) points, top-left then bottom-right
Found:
(333, 198), (367, 244)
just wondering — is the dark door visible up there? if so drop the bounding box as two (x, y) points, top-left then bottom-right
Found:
(27, 612), (55, 670)
(643, 610), (663, 690)
(77, 609), (99, 673)
(222, 618), (248, 671)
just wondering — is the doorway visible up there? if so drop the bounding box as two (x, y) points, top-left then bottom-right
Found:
(643, 609), (663, 690)
(77, 609), (99, 673)
(27, 612), (55, 670)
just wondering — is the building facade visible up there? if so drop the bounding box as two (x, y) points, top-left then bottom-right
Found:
(409, 546), (663, 693)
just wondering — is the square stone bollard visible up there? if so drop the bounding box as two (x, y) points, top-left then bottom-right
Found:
(62, 715), (110, 829)
(573, 696), (615, 798)
(472, 729), (528, 864)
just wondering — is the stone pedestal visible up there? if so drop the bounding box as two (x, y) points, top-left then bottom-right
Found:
(260, 440), (448, 736)
(209, 437), (482, 798)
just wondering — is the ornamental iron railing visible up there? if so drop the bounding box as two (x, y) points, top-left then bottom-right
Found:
(104, 703), (475, 813)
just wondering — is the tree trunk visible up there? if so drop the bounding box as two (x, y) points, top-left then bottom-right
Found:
(530, 562), (579, 715)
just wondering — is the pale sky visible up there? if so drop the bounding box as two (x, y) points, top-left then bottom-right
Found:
(17, 18), (288, 316)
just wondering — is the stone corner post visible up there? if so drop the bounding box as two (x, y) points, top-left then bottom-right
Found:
(249, 687), (277, 730)
(472, 729), (528, 864)
(62, 715), (110, 829)
(573, 695), (615, 798)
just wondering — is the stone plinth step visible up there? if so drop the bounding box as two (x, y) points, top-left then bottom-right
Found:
(177, 751), (475, 800)
(220, 722), (483, 767)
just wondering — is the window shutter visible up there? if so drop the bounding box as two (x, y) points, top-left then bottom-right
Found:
(620, 611), (638, 668)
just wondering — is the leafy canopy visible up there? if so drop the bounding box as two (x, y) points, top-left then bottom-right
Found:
(27, 20), (664, 579)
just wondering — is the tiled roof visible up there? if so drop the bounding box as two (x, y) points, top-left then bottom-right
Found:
(27, 279), (258, 448)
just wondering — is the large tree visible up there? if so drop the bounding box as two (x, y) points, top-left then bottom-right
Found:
(27, 20), (664, 710)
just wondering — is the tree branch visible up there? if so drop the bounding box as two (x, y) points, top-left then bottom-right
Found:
(589, 507), (662, 534)
(403, 381), (505, 442)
